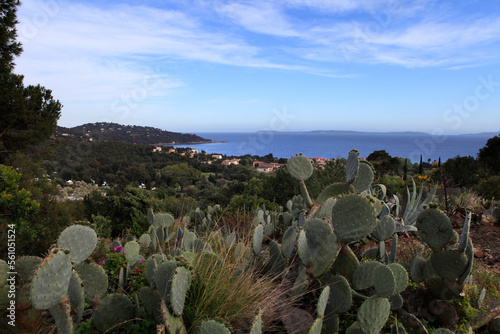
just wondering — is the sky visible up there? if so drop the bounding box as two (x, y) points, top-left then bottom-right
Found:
(13, 0), (500, 134)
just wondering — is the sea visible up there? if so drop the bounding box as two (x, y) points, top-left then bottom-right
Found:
(173, 131), (497, 163)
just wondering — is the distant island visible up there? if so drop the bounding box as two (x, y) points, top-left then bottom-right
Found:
(286, 130), (500, 137)
(55, 122), (214, 145)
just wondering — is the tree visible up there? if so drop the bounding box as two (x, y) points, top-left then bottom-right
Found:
(0, 0), (22, 72)
(478, 134), (500, 175)
(366, 150), (400, 179)
(441, 156), (482, 188)
(1, 0), (62, 163)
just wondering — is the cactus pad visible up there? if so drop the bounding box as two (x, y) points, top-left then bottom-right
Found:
(31, 249), (73, 310)
(92, 294), (134, 332)
(74, 262), (108, 304)
(322, 273), (352, 314)
(346, 149), (359, 184)
(331, 194), (377, 244)
(353, 162), (374, 193)
(154, 213), (175, 228)
(124, 240), (140, 260)
(416, 209), (454, 251)
(48, 296), (73, 334)
(372, 216), (396, 241)
(291, 265), (310, 296)
(171, 267), (192, 316)
(353, 261), (383, 290)
(316, 286), (330, 318)
(281, 226), (296, 258)
(373, 265), (397, 298)
(67, 270), (85, 324)
(459, 238), (474, 284)
(389, 294), (403, 310)
(434, 329), (454, 334)
(160, 299), (187, 334)
(346, 321), (364, 334)
(430, 250), (469, 281)
(332, 244), (360, 282)
(316, 183), (355, 204)
(57, 225), (97, 265)
(139, 233), (152, 246)
(298, 218), (339, 277)
(253, 224), (264, 256)
(287, 154), (313, 181)
(316, 197), (337, 219)
(387, 263), (409, 294)
(409, 256), (427, 283)
(308, 318), (323, 334)
(182, 230), (197, 251)
(147, 208), (154, 225)
(195, 320), (231, 334)
(250, 312), (262, 334)
(156, 260), (177, 300)
(358, 295), (390, 334)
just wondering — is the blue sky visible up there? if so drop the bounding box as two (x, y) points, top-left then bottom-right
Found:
(14, 0), (500, 134)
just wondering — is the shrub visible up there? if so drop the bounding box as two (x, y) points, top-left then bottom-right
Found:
(475, 175), (500, 199)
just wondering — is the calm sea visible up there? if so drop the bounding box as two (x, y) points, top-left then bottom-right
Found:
(173, 132), (496, 163)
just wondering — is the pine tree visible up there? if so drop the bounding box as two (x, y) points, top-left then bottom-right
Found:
(0, 0), (62, 163)
(0, 0), (23, 72)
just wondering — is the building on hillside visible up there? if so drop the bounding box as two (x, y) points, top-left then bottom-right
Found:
(309, 157), (328, 169)
(222, 158), (240, 166)
(255, 163), (274, 172)
(168, 148), (176, 153)
(252, 161), (265, 167)
(212, 154), (223, 159)
(153, 146), (162, 152)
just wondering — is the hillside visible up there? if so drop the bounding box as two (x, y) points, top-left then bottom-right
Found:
(55, 122), (213, 145)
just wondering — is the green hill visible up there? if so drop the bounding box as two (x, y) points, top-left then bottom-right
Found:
(55, 122), (212, 145)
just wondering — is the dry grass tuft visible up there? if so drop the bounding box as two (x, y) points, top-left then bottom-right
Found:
(183, 236), (292, 333)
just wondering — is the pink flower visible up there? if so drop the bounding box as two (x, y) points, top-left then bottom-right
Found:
(99, 260), (106, 265)
(140, 259), (146, 263)
(114, 245), (123, 252)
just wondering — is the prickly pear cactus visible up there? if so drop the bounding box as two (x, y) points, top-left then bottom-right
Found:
(253, 224), (264, 256)
(249, 312), (262, 334)
(357, 295), (390, 334)
(74, 262), (108, 304)
(57, 225), (97, 265)
(287, 153), (313, 181)
(352, 161), (374, 193)
(30, 249), (73, 310)
(67, 270), (85, 325)
(196, 320), (231, 334)
(429, 250), (469, 281)
(415, 209), (454, 251)
(298, 218), (339, 278)
(170, 267), (192, 316)
(346, 149), (359, 184)
(92, 294), (134, 332)
(331, 194), (377, 244)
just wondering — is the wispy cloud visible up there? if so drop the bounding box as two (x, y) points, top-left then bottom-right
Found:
(12, 0), (500, 131)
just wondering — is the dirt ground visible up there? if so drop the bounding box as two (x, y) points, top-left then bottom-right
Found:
(449, 208), (500, 276)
